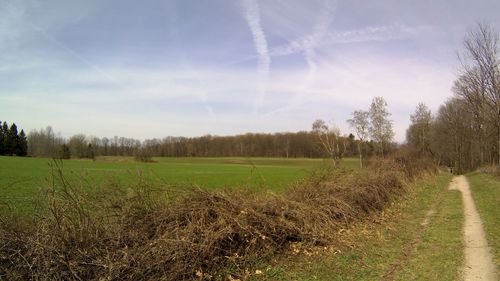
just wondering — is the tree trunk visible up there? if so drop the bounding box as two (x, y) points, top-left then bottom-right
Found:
(358, 142), (363, 169)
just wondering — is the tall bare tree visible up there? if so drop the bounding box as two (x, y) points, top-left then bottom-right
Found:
(407, 103), (433, 154)
(347, 110), (369, 168)
(369, 97), (394, 155)
(459, 23), (500, 164)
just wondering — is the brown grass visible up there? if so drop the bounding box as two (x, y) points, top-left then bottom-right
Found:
(0, 153), (436, 280)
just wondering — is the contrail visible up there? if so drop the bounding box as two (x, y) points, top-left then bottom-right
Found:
(282, 0), (337, 112)
(270, 24), (425, 57)
(168, 4), (215, 119)
(1, 0), (120, 86)
(241, 0), (271, 114)
(227, 24), (427, 67)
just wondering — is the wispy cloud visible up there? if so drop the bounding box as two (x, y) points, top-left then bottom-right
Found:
(241, 0), (271, 113)
(1, 0), (120, 87)
(0, 0), (30, 50)
(267, 0), (337, 115)
(168, 7), (216, 119)
(270, 24), (430, 57)
(228, 23), (431, 67)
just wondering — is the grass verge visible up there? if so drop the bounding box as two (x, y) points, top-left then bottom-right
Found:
(251, 172), (463, 281)
(466, 172), (500, 268)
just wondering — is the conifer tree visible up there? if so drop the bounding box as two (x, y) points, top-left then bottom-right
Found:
(18, 129), (28, 156)
(1, 121), (8, 155)
(60, 144), (71, 159)
(6, 123), (18, 155)
(0, 120), (4, 155)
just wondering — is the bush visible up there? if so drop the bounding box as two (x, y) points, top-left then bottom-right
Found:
(134, 149), (155, 163)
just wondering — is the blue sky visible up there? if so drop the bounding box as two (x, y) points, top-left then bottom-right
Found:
(1, 0), (500, 142)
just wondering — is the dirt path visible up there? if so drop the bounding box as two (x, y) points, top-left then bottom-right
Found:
(449, 175), (498, 281)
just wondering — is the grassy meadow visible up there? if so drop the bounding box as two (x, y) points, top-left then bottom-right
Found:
(0, 156), (358, 212)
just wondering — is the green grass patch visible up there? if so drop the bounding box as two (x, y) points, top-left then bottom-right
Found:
(251, 172), (463, 281)
(0, 156), (359, 212)
(395, 180), (463, 280)
(467, 172), (500, 268)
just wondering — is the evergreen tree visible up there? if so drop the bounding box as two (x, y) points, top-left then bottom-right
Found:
(1, 121), (8, 155)
(60, 144), (71, 159)
(0, 120), (4, 155)
(6, 123), (18, 155)
(18, 130), (28, 156)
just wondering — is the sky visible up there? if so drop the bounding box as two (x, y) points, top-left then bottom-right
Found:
(1, 0), (500, 142)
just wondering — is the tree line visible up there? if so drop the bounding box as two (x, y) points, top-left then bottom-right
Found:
(0, 121), (28, 156)
(15, 95), (397, 161)
(26, 129), (368, 159)
(406, 23), (500, 173)
(25, 95), (397, 161)
(27, 129), (398, 160)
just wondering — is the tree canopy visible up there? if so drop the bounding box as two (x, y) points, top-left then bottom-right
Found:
(0, 121), (28, 156)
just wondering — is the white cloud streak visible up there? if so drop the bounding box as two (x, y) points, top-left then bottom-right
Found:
(241, 0), (271, 113)
(269, 0), (337, 115)
(0, 0), (121, 88)
(0, 0), (30, 50)
(167, 7), (215, 119)
(270, 23), (430, 57)
(227, 23), (431, 67)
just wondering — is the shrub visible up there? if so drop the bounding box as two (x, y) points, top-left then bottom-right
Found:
(134, 149), (155, 163)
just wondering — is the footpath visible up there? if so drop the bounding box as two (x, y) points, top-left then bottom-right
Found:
(449, 176), (498, 281)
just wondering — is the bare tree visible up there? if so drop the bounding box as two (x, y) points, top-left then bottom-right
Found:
(407, 103), (433, 154)
(312, 119), (341, 165)
(369, 97), (394, 155)
(68, 134), (87, 158)
(27, 126), (64, 157)
(347, 110), (369, 168)
(432, 98), (475, 173)
(459, 23), (500, 164)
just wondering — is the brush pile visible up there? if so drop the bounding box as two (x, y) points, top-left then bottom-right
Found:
(0, 153), (437, 280)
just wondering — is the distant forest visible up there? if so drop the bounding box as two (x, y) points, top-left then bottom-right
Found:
(24, 127), (369, 159)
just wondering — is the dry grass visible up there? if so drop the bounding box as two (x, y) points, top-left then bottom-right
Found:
(0, 153), (436, 280)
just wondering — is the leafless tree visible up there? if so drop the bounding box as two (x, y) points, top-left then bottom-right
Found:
(407, 103), (433, 154)
(459, 23), (500, 164)
(369, 97), (394, 155)
(347, 110), (369, 168)
(312, 119), (342, 165)
(27, 126), (64, 157)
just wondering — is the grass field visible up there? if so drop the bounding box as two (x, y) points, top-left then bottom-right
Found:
(0, 156), (358, 212)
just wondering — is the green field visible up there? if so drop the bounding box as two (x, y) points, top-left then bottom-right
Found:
(0, 156), (358, 212)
